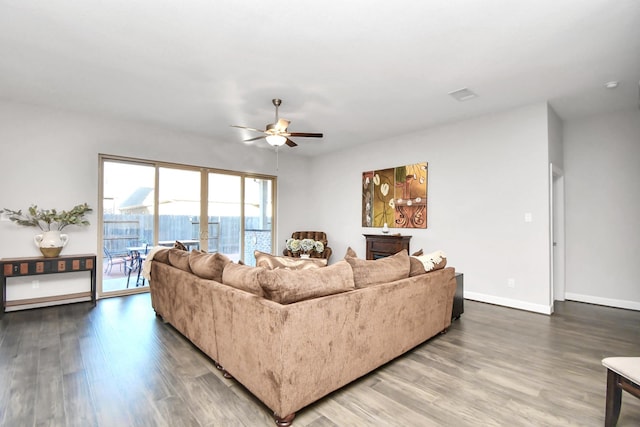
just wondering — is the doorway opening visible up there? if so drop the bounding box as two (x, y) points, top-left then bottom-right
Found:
(550, 164), (566, 312)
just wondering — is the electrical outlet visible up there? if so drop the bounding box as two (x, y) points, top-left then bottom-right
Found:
(32, 280), (40, 289)
(507, 278), (515, 288)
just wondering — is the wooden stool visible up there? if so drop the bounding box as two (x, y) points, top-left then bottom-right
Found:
(602, 357), (640, 426)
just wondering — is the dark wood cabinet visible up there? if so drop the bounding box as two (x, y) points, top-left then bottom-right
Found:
(1, 254), (97, 317)
(453, 272), (464, 320)
(363, 234), (411, 260)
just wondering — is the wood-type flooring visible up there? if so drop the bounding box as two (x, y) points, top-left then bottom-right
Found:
(1, 293), (639, 426)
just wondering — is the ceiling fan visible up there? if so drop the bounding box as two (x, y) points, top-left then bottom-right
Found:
(231, 98), (323, 148)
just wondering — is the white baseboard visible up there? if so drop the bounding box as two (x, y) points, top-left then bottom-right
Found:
(464, 291), (552, 315)
(564, 293), (640, 311)
(4, 296), (91, 312)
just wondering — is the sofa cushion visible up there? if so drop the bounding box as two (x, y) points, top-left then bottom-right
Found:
(411, 250), (447, 275)
(254, 250), (327, 270)
(188, 250), (231, 283)
(222, 262), (264, 296)
(167, 248), (192, 273)
(345, 249), (410, 288)
(257, 260), (354, 304)
(153, 248), (170, 264)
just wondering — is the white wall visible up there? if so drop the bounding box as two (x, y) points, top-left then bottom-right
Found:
(564, 108), (640, 310)
(548, 105), (564, 169)
(11, 100), (635, 314)
(309, 102), (554, 313)
(0, 100), (310, 301)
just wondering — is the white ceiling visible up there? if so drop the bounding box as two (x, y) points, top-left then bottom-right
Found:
(1, 0), (639, 156)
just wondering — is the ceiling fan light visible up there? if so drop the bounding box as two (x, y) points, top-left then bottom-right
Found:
(266, 135), (287, 146)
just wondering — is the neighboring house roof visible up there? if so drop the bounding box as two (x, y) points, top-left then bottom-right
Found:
(119, 187), (153, 210)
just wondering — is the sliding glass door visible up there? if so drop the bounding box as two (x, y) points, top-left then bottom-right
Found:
(99, 155), (276, 295)
(102, 160), (155, 293)
(208, 173), (241, 259)
(244, 177), (273, 266)
(158, 167), (201, 251)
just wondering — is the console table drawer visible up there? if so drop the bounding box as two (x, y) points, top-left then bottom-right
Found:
(3, 257), (94, 276)
(363, 234), (411, 260)
(369, 240), (402, 253)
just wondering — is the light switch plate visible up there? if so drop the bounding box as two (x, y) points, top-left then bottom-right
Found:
(524, 213), (533, 223)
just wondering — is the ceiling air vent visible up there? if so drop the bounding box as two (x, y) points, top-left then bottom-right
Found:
(448, 87), (478, 102)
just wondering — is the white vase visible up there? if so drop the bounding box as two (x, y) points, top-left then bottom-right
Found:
(34, 230), (69, 258)
(382, 223), (389, 233)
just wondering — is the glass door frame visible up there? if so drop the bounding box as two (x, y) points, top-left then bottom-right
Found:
(98, 154), (277, 298)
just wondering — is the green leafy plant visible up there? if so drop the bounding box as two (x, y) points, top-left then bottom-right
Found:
(1, 203), (93, 231)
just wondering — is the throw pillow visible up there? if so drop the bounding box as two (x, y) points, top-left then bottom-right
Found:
(345, 249), (410, 288)
(188, 250), (231, 283)
(412, 250), (447, 273)
(258, 260), (354, 304)
(344, 246), (358, 258)
(167, 248), (192, 273)
(173, 240), (188, 251)
(222, 262), (264, 296)
(254, 250), (327, 270)
(409, 256), (427, 276)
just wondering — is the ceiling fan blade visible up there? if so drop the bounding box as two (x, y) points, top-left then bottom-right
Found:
(275, 119), (290, 131)
(231, 125), (266, 133)
(289, 132), (323, 138)
(231, 99), (323, 150)
(244, 135), (266, 142)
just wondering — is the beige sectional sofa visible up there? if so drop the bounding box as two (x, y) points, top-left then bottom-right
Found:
(148, 248), (456, 426)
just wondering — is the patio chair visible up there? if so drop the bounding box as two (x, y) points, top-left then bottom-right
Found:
(125, 244), (148, 288)
(103, 247), (130, 274)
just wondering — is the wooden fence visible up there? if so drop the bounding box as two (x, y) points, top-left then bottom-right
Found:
(103, 214), (270, 258)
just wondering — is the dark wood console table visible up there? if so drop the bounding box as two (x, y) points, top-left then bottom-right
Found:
(1, 254), (96, 317)
(363, 234), (411, 260)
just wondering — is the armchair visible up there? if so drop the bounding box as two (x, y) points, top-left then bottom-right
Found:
(283, 231), (332, 261)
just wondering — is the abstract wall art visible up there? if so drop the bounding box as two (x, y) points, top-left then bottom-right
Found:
(362, 162), (428, 229)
